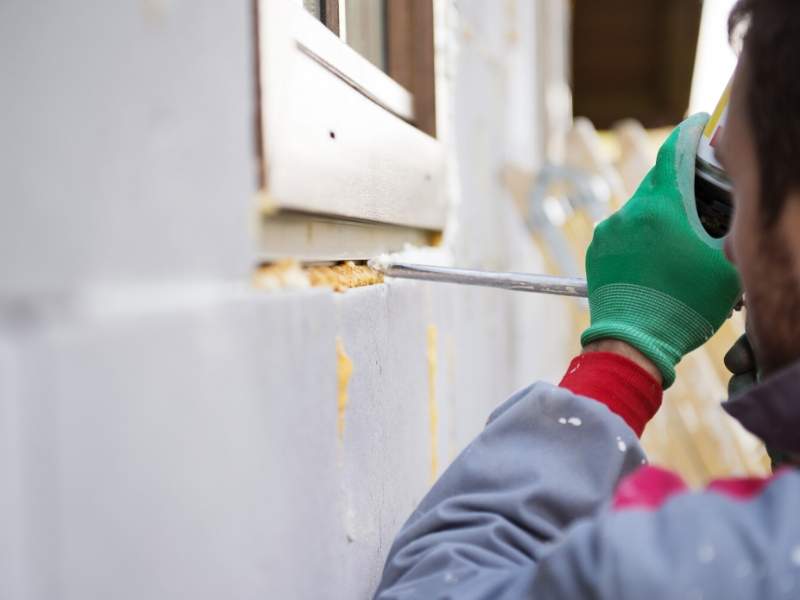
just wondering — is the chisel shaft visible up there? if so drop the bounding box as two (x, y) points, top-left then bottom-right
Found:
(368, 260), (588, 298)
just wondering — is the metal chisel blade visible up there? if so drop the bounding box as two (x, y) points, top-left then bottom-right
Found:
(368, 260), (588, 298)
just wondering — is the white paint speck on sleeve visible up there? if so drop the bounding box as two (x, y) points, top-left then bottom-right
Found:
(697, 544), (716, 563)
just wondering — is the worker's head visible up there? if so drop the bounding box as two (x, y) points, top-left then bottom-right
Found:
(720, 0), (800, 375)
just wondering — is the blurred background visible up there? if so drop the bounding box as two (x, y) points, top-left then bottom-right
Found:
(0, 1), (765, 598)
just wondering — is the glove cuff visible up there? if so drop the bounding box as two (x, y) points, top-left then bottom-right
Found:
(581, 283), (716, 389)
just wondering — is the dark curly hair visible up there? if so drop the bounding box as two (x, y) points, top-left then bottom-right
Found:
(729, 0), (800, 226)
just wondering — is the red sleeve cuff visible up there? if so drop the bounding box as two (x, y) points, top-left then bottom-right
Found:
(558, 352), (662, 437)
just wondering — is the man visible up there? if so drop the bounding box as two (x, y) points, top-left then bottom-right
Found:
(375, 1), (800, 598)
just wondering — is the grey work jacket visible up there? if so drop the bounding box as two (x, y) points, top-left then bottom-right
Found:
(374, 361), (800, 599)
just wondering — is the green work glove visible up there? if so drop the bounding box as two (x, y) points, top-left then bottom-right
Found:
(582, 113), (741, 388)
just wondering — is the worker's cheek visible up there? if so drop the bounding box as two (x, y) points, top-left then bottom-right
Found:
(724, 198), (746, 270)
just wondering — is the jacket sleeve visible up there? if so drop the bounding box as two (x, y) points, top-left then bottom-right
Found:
(374, 377), (800, 600)
(525, 471), (800, 600)
(373, 381), (647, 598)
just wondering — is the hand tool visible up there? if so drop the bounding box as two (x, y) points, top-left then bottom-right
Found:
(368, 260), (588, 298)
(695, 79), (733, 238)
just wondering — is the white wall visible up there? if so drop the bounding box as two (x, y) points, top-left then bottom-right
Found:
(0, 1), (572, 598)
(0, 0), (255, 294)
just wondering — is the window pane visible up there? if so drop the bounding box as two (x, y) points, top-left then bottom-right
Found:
(344, 0), (387, 72)
(299, 0), (389, 74)
(301, 0), (322, 20)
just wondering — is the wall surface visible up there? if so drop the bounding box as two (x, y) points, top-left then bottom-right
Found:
(0, 1), (573, 598)
(0, 0), (255, 294)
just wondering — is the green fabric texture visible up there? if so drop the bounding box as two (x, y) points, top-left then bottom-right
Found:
(581, 113), (741, 388)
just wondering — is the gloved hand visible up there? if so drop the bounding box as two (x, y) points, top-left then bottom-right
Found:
(582, 113), (741, 388)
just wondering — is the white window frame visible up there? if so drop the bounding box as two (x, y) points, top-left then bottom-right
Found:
(257, 0), (446, 261)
